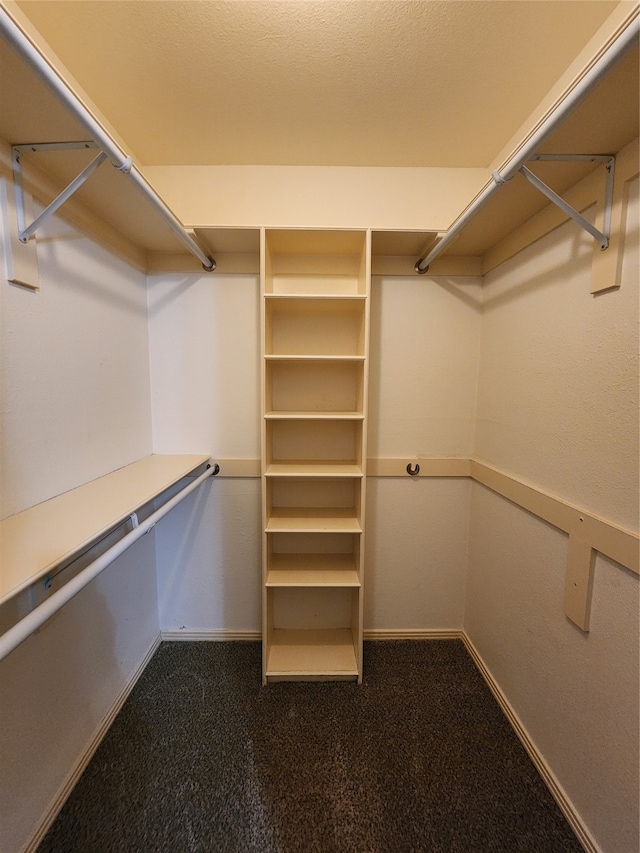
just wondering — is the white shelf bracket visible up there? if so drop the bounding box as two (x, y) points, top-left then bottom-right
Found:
(519, 154), (616, 251)
(11, 141), (107, 243)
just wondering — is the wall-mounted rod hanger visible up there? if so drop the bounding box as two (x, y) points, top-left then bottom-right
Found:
(0, 462), (218, 662)
(415, 17), (639, 274)
(12, 141), (108, 243)
(0, 7), (216, 271)
(527, 154), (616, 249)
(518, 155), (614, 250)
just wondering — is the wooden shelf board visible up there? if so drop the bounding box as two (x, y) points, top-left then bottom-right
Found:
(266, 569), (360, 587)
(266, 462), (362, 477)
(0, 454), (210, 604)
(266, 280), (364, 297)
(264, 293), (366, 303)
(265, 354), (365, 362)
(265, 411), (364, 420)
(267, 553), (360, 586)
(443, 47), (639, 259)
(266, 508), (362, 533)
(266, 628), (358, 675)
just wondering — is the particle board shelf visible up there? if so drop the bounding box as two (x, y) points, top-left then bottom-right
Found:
(264, 293), (367, 301)
(265, 463), (363, 477)
(1, 30), (637, 276)
(0, 454), (210, 606)
(437, 46), (639, 266)
(264, 411), (365, 420)
(266, 508), (362, 534)
(264, 355), (366, 362)
(0, 37), (262, 274)
(266, 628), (359, 678)
(266, 553), (360, 587)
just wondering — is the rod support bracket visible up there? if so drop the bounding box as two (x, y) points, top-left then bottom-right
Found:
(11, 142), (107, 243)
(518, 155), (615, 252)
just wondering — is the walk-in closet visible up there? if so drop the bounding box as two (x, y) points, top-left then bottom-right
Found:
(0, 2), (638, 851)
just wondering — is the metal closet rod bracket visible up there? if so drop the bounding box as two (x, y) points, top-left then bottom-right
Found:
(11, 141), (109, 243)
(10, 139), (216, 271)
(516, 153), (615, 251)
(415, 152), (616, 274)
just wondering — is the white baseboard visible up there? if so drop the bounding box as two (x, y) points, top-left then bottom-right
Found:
(160, 629), (463, 642)
(461, 632), (596, 853)
(161, 629), (261, 642)
(364, 628), (463, 641)
(23, 633), (162, 853)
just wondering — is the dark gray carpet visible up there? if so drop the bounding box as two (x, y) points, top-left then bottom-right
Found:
(38, 640), (582, 852)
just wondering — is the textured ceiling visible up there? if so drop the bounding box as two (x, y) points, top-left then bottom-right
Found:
(12, 1), (621, 167)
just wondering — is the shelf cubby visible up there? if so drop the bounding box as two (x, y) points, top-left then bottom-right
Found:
(266, 629), (359, 680)
(264, 296), (367, 356)
(265, 587), (360, 680)
(265, 419), (363, 472)
(265, 359), (365, 416)
(261, 229), (370, 683)
(266, 533), (361, 587)
(265, 478), (362, 532)
(264, 230), (368, 296)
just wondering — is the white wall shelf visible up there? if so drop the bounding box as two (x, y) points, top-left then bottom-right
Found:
(0, 454), (210, 620)
(1, 17), (636, 279)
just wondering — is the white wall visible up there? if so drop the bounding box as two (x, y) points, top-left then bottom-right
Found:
(148, 269), (482, 633)
(466, 176), (639, 852)
(0, 196), (159, 852)
(1, 205), (153, 519)
(147, 271), (262, 632)
(144, 165), (487, 232)
(366, 275), (481, 630)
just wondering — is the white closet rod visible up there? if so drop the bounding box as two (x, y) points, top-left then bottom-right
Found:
(0, 7), (215, 271)
(415, 17), (639, 273)
(0, 464), (216, 663)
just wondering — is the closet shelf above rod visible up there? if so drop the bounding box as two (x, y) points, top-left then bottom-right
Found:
(0, 6), (216, 271)
(0, 454), (217, 662)
(415, 16), (639, 274)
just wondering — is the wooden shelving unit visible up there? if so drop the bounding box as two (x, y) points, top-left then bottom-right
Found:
(261, 229), (370, 683)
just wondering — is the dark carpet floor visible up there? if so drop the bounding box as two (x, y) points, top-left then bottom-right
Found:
(38, 640), (582, 853)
